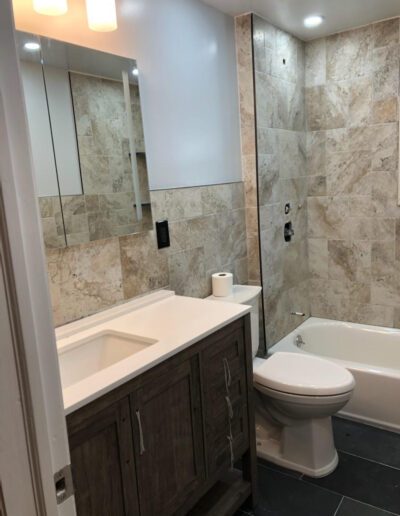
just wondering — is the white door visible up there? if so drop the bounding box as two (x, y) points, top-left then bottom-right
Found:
(0, 1), (76, 514)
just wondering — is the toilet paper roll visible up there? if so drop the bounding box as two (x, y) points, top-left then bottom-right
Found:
(212, 272), (233, 297)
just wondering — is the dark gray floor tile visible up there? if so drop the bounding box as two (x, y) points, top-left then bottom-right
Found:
(304, 452), (400, 514)
(258, 458), (302, 479)
(250, 465), (342, 515)
(333, 418), (400, 469)
(336, 498), (399, 516)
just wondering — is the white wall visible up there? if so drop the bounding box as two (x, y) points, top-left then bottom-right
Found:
(13, 0), (242, 190)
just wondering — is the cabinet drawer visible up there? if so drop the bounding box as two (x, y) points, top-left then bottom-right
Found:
(202, 324), (249, 475)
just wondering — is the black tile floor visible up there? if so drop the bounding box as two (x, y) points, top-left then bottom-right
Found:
(236, 417), (400, 516)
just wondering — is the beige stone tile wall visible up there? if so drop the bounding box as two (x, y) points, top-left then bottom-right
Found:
(306, 18), (400, 327)
(46, 183), (248, 326)
(252, 15), (310, 346)
(39, 196), (66, 248)
(235, 14), (261, 287)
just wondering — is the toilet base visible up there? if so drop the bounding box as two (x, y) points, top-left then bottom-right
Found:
(255, 416), (339, 478)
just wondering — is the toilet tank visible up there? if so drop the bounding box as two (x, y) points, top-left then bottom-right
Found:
(207, 285), (262, 357)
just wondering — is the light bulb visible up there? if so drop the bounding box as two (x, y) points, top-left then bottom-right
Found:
(86, 0), (118, 32)
(303, 15), (324, 28)
(33, 0), (68, 16)
(24, 41), (41, 51)
(132, 68), (139, 76)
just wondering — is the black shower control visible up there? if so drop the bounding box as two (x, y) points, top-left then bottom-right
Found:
(284, 221), (294, 242)
(284, 202), (291, 215)
(156, 220), (170, 249)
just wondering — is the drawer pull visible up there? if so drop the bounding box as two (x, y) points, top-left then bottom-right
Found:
(223, 358), (232, 392)
(227, 433), (234, 470)
(225, 395), (233, 420)
(136, 410), (146, 455)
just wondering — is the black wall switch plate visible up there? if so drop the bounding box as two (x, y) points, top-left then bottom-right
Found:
(156, 220), (170, 249)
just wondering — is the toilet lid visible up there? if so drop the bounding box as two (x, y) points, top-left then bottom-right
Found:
(253, 352), (355, 396)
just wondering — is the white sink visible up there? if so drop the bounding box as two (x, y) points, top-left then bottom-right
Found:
(58, 330), (158, 389)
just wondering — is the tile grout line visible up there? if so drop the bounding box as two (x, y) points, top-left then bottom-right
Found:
(300, 473), (400, 515)
(258, 461), (350, 502)
(333, 496), (344, 516)
(343, 495), (400, 516)
(298, 474), (361, 500)
(257, 460), (303, 480)
(337, 449), (400, 472)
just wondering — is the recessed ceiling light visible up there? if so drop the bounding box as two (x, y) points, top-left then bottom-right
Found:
(303, 15), (324, 28)
(132, 68), (139, 76)
(24, 41), (41, 51)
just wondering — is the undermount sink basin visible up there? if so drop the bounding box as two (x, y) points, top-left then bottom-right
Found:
(58, 330), (158, 389)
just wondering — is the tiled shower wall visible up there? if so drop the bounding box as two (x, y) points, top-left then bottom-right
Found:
(235, 15), (261, 287)
(252, 15), (310, 346)
(238, 14), (400, 344)
(306, 18), (400, 327)
(46, 183), (247, 326)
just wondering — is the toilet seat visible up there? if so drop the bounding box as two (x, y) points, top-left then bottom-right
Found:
(253, 352), (355, 396)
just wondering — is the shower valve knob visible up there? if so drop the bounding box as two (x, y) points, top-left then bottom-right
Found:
(284, 221), (294, 242)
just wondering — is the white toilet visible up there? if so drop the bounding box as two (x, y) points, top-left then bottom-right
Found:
(208, 285), (355, 478)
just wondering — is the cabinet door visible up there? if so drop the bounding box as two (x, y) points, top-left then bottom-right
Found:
(202, 323), (249, 476)
(67, 397), (139, 516)
(131, 356), (205, 516)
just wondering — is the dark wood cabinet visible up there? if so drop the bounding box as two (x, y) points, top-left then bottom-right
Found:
(67, 315), (256, 516)
(202, 324), (249, 476)
(68, 397), (139, 516)
(131, 356), (205, 516)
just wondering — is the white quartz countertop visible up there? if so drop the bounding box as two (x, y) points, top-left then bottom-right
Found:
(56, 290), (250, 414)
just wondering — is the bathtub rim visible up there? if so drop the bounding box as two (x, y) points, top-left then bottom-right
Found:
(270, 316), (400, 381)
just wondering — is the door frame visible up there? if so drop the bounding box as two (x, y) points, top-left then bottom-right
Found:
(0, 1), (75, 514)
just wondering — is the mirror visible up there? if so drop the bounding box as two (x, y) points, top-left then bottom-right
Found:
(17, 32), (153, 248)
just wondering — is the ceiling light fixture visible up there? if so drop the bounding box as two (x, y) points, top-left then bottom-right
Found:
(303, 15), (324, 28)
(32, 0), (68, 16)
(86, 0), (118, 32)
(24, 41), (41, 51)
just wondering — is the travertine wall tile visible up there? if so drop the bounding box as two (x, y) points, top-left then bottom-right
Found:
(236, 14), (262, 289)
(306, 17), (400, 328)
(46, 238), (124, 326)
(46, 183), (248, 326)
(253, 14), (309, 347)
(168, 247), (208, 298)
(119, 232), (169, 299)
(305, 38), (326, 87)
(373, 18), (399, 48)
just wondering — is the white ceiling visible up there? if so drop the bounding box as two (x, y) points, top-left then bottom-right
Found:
(201, 0), (400, 40)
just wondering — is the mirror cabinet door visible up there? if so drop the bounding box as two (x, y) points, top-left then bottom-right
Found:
(17, 32), (153, 248)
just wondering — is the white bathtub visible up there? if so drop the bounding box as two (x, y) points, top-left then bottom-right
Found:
(270, 317), (400, 433)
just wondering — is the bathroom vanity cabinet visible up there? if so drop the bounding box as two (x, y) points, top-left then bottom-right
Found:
(66, 315), (257, 516)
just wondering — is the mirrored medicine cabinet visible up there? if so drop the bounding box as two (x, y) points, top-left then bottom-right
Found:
(17, 31), (153, 248)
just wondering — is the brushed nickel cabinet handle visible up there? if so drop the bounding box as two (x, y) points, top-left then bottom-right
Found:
(136, 410), (145, 455)
(223, 357), (232, 392)
(227, 433), (234, 470)
(225, 395), (233, 420)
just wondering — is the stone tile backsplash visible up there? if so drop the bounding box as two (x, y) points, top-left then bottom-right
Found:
(306, 18), (400, 327)
(46, 183), (248, 326)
